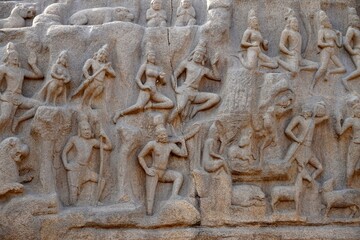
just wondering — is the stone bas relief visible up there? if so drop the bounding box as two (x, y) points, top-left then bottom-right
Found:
(1, 0), (360, 239)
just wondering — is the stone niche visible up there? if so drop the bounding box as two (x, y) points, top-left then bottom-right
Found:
(0, 0), (360, 239)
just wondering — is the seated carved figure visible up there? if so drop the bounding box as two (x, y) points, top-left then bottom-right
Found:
(175, 0), (196, 27)
(0, 137), (29, 197)
(62, 119), (112, 206)
(69, 7), (134, 25)
(168, 42), (221, 122)
(239, 9), (278, 70)
(228, 128), (256, 168)
(0, 3), (36, 29)
(146, 0), (167, 27)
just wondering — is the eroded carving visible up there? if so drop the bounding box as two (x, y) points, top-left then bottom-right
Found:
(146, 0), (167, 28)
(0, 3), (36, 29)
(175, 0), (196, 27)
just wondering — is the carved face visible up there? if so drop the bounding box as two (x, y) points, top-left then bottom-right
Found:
(249, 17), (259, 30)
(289, 18), (299, 31)
(80, 123), (92, 139)
(156, 129), (168, 143)
(321, 17), (332, 28)
(301, 109), (312, 119)
(181, 0), (191, 9)
(58, 52), (68, 66)
(151, 0), (162, 11)
(96, 50), (108, 63)
(193, 50), (205, 64)
(6, 52), (20, 67)
(354, 108), (360, 118)
(147, 52), (156, 64)
(8, 137), (29, 163)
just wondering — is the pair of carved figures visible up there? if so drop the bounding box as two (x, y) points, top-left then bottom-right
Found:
(113, 41), (221, 124)
(240, 8), (360, 92)
(147, 0), (196, 27)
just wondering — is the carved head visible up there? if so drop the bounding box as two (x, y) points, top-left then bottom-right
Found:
(155, 125), (168, 143)
(190, 42), (207, 65)
(3, 42), (20, 67)
(348, 8), (360, 28)
(114, 7), (134, 22)
(151, 0), (162, 11)
(79, 120), (93, 139)
(288, 16), (299, 32)
(301, 103), (313, 119)
(248, 9), (259, 30)
(145, 43), (156, 64)
(57, 50), (69, 67)
(319, 10), (332, 28)
(314, 101), (326, 117)
(352, 104), (360, 118)
(15, 4), (36, 19)
(5, 137), (29, 163)
(181, 0), (192, 9)
(95, 44), (109, 63)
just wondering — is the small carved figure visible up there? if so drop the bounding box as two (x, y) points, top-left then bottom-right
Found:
(335, 103), (360, 186)
(202, 121), (229, 174)
(312, 10), (346, 89)
(228, 128), (255, 168)
(69, 7), (134, 25)
(342, 8), (360, 91)
(38, 51), (71, 105)
(232, 185), (266, 207)
(175, 0), (196, 27)
(138, 125), (188, 215)
(0, 3), (36, 29)
(239, 10), (278, 70)
(271, 168), (313, 217)
(71, 44), (116, 108)
(283, 102), (326, 181)
(168, 42), (221, 122)
(277, 11), (318, 75)
(62, 119), (112, 205)
(146, 0), (167, 27)
(113, 44), (173, 122)
(0, 137), (29, 197)
(321, 178), (360, 218)
(0, 43), (44, 133)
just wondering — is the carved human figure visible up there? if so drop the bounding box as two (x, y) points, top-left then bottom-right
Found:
(113, 44), (173, 122)
(62, 119), (112, 205)
(335, 103), (360, 186)
(175, 0), (196, 27)
(277, 13), (318, 75)
(228, 127), (255, 168)
(0, 42), (44, 133)
(168, 42), (221, 122)
(239, 9), (278, 70)
(202, 121), (229, 174)
(283, 102), (326, 180)
(72, 44), (116, 108)
(342, 8), (360, 91)
(312, 10), (346, 89)
(39, 50), (71, 105)
(138, 125), (188, 215)
(146, 0), (167, 28)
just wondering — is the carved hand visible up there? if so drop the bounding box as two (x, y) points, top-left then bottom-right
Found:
(146, 167), (156, 177)
(28, 51), (37, 65)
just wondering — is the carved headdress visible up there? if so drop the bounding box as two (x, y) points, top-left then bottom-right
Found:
(247, 9), (258, 25)
(348, 7), (360, 27)
(188, 41), (207, 65)
(2, 42), (19, 66)
(318, 10), (330, 26)
(145, 42), (155, 56)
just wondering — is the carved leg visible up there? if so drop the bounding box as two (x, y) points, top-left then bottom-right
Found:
(168, 94), (189, 123)
(239, 48), (258, 70)
(329, 55), (346, 74)
(162, 170), (184, 198)
(259, 52), (278, 69)
(150, 92), (174, 110)
(312, 49), (331, 89)
(0, 102), (14, 132)
(191, 92), (221, 118)
(145, 174), (159, 215)
(114, 91), (150, 121)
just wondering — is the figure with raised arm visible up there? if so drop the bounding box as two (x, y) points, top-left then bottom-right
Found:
(342, 8), (360, 91)
(239, 9), (278, 70)
(277, 9), (318, 75)
(113, 44), (173, 123)
(0, 42), (44, 133)
(312, 10), (346, 89)
(168, 42), (221, 122)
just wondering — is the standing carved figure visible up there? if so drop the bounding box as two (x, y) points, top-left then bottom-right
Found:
(335, 103), (360, 186)
(113, 44), (173, 122)
(62, 119), (112, 205)
(312, 10), (346, 89)
(0, 42), (44, 133)
(138, 124), (188, 215)
(39, 50), (71, 105)
(175, 0), (196, 27)
(168, 42), (221, 122)
(72, 44), (116, 108)
(342, 8), (360, 91)
(277, 10), (318, 75)
(239, 9), (278, 70)
(283, 102), (326, 181)
(146, 0), (167, 28)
